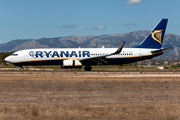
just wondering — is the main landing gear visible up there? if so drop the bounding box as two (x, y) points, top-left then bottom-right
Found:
(84, 66), (92, 71)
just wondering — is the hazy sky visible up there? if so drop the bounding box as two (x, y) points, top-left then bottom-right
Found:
(0, 0), (179, 43)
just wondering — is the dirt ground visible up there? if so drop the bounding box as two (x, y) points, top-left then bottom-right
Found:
(0, 72), (180, 120)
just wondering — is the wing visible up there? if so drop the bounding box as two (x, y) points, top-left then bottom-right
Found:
(79, 42), (125, 65)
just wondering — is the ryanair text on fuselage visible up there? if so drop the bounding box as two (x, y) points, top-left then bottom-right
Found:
(29, 51), (90, 58)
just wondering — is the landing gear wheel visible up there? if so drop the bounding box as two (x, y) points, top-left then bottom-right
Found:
(20, 67), (24, 71)
(84, 66), (92, 71)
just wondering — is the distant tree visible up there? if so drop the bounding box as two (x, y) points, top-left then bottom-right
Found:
(0, 52), (13, 63)
(177, 63), (180, 67)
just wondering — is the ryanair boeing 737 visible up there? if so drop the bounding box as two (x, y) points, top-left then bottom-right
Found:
(4, 19), (172, 71)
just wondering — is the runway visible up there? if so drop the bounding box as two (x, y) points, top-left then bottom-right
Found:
(1, 71), (180, 80)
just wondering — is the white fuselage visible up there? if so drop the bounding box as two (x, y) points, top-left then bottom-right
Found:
(5, 47), (160, 66)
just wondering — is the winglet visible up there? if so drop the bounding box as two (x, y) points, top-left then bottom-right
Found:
(112, 42), (125, 55)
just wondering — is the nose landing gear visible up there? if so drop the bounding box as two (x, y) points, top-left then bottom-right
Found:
(15, 65), (24, 71)
(20, 67), (24, 71)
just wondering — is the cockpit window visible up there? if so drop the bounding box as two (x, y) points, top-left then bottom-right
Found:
(12, 54), (18, 56)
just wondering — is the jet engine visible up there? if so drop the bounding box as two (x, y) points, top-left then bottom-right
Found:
(62, 59), (82, 68)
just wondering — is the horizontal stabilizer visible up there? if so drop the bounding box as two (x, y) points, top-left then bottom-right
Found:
(151, 47), (173, 54)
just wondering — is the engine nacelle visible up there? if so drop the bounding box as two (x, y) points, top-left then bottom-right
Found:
(62, 59), (82, 68)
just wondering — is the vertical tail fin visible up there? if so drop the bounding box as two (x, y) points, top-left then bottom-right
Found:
(133, 19), (168, 49)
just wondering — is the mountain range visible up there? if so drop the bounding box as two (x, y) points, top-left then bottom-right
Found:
(0, 30), (179, 60)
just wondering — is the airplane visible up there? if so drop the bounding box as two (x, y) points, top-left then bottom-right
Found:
(4, 19), (173, 71)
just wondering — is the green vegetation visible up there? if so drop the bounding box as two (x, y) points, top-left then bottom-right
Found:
(0, 52), (13, 63)
(170, 63), (180, 70)
(0, 52), (14, 68)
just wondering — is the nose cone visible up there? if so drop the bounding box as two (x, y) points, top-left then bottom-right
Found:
(4, 56), (12, 63)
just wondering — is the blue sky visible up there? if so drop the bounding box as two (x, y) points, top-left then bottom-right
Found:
(0, 0), (179, 43)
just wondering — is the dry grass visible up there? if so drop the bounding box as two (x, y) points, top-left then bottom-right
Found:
(0, 72), (180, 120)
(0, 102), (180, 120)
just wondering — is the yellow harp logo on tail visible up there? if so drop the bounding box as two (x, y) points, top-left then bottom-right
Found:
(151, 29), (163, 44)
